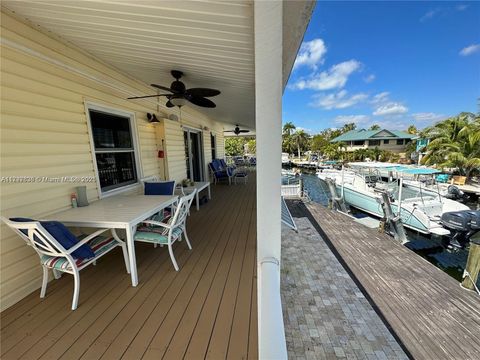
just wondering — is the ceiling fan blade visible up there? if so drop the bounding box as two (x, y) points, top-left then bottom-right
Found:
(224, 130), (235, 132)
(166, 100), (175, 108)
(239, 130), (250, 133)
(151, 84), (176, 93)
(186, 88), (221, 98)
(127, 94), (170, 99)
(187, 96), (216, 108)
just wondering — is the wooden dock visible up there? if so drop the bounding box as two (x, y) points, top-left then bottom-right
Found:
(290, 200), (480, 360)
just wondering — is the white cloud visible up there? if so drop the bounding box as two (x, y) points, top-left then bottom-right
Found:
(373, 102), (408, 116)
(295, 126), (314, 135)
(456, 4), (469, 11)
(460, 44), (480, 56)
(292, 60), (362, 91)
(310, 90), (368, 109)
(371, 91), (390, 104)
(420, 9), (439, 22)
(293, 39), (327, 70)
(363, 74), (376, 83)
(334, 115), (370, 125)
(412, 112), (446, 122)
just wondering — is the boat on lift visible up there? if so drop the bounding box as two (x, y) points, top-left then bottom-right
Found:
(317, 164), (469, 236)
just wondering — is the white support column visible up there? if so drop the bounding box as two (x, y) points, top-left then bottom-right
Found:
(255, 0), (282, 266)
(254, 1), (286, 359)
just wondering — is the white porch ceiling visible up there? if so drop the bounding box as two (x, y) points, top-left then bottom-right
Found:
(2, 0), (314, 130)
(2, 0), (256, 128)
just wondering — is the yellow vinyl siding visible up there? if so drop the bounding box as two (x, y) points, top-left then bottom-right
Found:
(0, 10), (228, 310)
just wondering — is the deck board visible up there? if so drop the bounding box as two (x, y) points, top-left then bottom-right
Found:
(297, 200), (480, 360)
(1, 178), (258, 360)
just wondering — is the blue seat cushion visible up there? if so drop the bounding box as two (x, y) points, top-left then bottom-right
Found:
(9, 218), (94, 260)
(145, 181), (175, 195)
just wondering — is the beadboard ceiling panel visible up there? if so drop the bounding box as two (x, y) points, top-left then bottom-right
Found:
(2, 0), (256, 127)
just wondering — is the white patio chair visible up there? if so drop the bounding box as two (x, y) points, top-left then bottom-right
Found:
(134, 189), (197, 271)
(2, 217), (130, 310)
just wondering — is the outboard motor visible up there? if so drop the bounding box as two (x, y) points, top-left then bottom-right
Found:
(441, 210), (480, 249)
(444, 185), (467, 202)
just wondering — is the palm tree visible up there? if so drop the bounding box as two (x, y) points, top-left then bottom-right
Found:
(282, 122), (296, 155)
(421, 112), (480, 181)
(369, 124), (381, 130)
(292, 129), (310, 158)
(282, 122), (296, 136)
(407, 125), (418, 134)
(341, 122), (356, 134)
(321, 142), (345, 160)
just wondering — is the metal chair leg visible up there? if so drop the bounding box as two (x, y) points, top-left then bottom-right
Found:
(40, 266), (49, 298)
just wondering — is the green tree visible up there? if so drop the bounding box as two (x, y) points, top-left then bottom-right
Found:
(341, 122), (357, 133)
(321, 142), (346, 160)
(282, 122), (296, 136)
(407, 125), (418, 134)
(310, 134), (330, 152)
(225, 137), (246, 156)
(282, 122), (296, 154)
(421, 112), (480, 180)
(292, 129), (310, 158)
(246, 139), (256, 154)
(369, 124), (381, 130)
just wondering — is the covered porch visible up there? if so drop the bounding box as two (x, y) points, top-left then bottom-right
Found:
(1, 178), (257, 359)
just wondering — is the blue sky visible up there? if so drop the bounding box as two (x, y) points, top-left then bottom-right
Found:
(283, 1), (480, 134)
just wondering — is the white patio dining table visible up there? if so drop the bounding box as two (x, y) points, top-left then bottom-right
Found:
(45, 194), (178, 286)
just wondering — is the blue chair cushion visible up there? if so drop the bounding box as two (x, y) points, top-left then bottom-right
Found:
(9, 217), (35, 237)
(145, 181), (175, 195)
(9, 218), (94, 260)
(41, 221), (95, 259)
(211, 160), (221, 172)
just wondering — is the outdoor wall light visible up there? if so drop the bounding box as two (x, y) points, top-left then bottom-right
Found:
(147, 113), (160, 123)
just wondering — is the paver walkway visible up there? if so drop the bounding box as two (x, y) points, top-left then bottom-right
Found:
(281, 217), (408, 360)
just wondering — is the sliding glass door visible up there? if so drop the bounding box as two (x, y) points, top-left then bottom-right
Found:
(183, 128), (204, 181)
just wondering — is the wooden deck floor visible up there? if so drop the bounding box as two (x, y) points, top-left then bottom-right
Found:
(1, 178), (258, 360)
(295, 201), (480, 360)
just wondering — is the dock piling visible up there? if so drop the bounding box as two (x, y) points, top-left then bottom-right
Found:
(325, 178), (349, 213)
(377, 191), (408, 244)
(461, 234), (480, 293)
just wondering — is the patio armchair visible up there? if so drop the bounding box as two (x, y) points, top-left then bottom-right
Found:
(134, 189), (197, 271)
(2, 217), (130, 310)
(209, 161), (232, 185)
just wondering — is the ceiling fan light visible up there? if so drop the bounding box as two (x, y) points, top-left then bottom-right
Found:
(170, 96), (187, 107)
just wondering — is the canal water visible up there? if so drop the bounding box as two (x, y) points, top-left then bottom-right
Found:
(298, 171), (477, 284)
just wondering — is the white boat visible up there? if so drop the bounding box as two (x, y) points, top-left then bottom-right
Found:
(317, 165), (469, 236)
(281, 153), (290, 165)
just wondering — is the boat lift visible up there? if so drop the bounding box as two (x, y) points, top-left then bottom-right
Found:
(324, 165), (409, 244)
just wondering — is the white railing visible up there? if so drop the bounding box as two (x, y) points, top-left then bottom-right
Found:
(258, 257), (288, 359)
(281, 183), (301, 197)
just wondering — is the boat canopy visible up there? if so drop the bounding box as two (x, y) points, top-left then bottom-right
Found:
(384, 165), (441, 175)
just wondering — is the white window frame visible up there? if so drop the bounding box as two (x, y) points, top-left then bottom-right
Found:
(85, 102), (142, 198)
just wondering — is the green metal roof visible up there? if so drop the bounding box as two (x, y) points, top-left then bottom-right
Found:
(331, 129), (415, 143)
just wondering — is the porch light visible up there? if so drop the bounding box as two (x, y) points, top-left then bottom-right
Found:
(147, 113), (160, 123)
